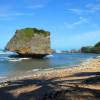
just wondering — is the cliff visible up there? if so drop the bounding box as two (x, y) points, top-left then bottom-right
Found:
(6, 28), (52, 57)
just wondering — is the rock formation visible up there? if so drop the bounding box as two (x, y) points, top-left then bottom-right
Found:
(6, 28), (52, 57)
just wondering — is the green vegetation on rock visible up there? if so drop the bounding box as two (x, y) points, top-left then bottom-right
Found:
(81, 41), (100, 53)
(16, 28), (50, 41)
(17, 28), (50, 38)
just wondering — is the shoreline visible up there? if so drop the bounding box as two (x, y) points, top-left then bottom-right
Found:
(0, 57), (99, 84)
(0, 57), (100, 99)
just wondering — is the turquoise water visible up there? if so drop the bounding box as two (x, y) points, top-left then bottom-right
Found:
(0, 50), (100, 76)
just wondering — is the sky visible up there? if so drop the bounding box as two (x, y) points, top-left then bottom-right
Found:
(0, 0), (100, 50)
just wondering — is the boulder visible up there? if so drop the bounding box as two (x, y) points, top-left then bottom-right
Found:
(6, 28), (52, 57)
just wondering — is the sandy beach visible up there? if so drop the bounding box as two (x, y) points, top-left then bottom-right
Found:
(0, 58), (100, 100)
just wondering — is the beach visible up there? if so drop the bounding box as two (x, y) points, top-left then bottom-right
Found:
(0, 58), (100, 100)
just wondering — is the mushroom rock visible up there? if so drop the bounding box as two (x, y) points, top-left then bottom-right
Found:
(6, 28), (52, 57)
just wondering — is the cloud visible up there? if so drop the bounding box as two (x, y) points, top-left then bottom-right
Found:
(86, 2), (100, 12)
(68, 9), (84, 15)
(0, 12), (35, 17)
(0, 11), (35, 21)
(73, 17), (88, 25)
(0, 0), (49, 20)
(27, 4), (44, 10)
(67, 8), (94, 15)
(68, 2), (100, 15)
(65, 1), (100, 29)
(0, 8), (35, 19)
(64, 17), (88, 28)
(66, 30), (100, 48)
(13, 12), (35, 16)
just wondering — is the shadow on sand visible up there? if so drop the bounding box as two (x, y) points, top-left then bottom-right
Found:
(0, 72), (100, 100)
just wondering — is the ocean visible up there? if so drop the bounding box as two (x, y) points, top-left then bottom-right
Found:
(0, 50), (100, 77)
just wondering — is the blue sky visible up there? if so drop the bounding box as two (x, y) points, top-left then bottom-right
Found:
(0, 0), (100, 50)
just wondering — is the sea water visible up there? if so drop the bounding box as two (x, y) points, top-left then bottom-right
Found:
(0, 50), (100, 77)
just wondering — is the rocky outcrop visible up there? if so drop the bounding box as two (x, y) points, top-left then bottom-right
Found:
(6, 28), (52, 57)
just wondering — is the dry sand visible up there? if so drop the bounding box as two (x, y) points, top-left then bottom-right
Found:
(0, 58), (100, 100)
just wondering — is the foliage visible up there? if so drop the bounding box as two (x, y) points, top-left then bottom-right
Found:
(94, 42), (100, 48)
(16, 28), (50, 41)
(81, 41), (100, 54)
(81, 46), (93, 53)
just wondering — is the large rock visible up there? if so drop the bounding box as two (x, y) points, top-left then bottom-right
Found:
(6, 28), (52, 57)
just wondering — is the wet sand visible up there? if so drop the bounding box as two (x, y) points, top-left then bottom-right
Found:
(0, 58), (100, 100)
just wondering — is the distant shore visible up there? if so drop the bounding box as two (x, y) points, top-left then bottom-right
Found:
(0, 57), (100, 100)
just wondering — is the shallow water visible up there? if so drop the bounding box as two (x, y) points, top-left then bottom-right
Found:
(0, 50), (100, 77)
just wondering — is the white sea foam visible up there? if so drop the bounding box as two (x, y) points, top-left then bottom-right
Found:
(0, 51), (15, 55)
(32, 68), (54, 72)
(44, 54), (54, 58)
(8, 58), (22, 62)
(43, 68), (54, 71)
(20, 58), (31, 60)
(8, 57), (31, 62)
(96, 56), (100, 58)
(80, 58), (93, 66)
(0, 76), (7, 79)
(32, 69), (40, 72)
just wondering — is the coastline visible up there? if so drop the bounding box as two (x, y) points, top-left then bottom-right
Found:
(0, 57), (100, 100)
(0, 57), (94, 83)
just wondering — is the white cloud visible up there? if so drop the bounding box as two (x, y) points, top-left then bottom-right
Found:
(68, 2), (100, 15)
(66, 30), (100, 48)
(64, 17), (88, 28)
(14, 12), (35, 16)
(0, 12), (34, 17)
(0, 0), (49, 20)
(67, 8), (94, 15)
(66, 2), (100, 29)
(73, 17), (88, 25)
(86, 3), (100, 12)
(0, 7), (35, 19)
(28, 4), (44, 9)
(68, 9), (84, 15)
